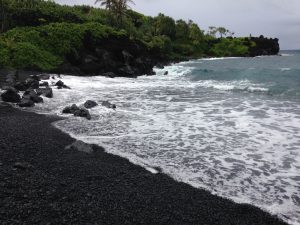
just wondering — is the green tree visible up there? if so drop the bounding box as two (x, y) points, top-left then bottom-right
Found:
(95, 0), (134, 22)
(175, 19), (189, 40)
(153, 13), (176, 39)
(189, 23), (204, 44)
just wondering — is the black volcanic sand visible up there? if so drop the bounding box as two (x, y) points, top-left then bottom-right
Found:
(0, 103), (289, 225)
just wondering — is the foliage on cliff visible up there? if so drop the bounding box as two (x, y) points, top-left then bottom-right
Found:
(0, 0), (279, 72)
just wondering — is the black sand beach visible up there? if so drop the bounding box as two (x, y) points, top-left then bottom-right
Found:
(0, 102), (288, 225)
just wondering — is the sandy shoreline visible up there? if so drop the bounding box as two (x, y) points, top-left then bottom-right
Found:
(0, 102), (289, 225)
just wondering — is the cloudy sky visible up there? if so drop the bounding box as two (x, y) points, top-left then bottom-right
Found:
(55, 0), (300, 50)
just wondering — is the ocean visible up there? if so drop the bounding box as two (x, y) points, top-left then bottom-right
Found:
(13, 51), (300, 224)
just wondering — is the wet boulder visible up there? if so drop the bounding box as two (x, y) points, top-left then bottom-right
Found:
(55, 80), (64, 87)
(18, 98), (35, 107)
(62, 104), (79, 114)
(14, 81), (27, 91)
(1, 87), (21, 103)
(36, 87), (53, 98)
(55, 80), (70, 89)
(39, 81), (49, 87)
(25, 78), (39, 89)
(102, 101), (116, 109)
(164, 71), (168, 75)
(74, 108), (91, 120)
(84, 100), (98, 109)
(23, 90), (43, 103)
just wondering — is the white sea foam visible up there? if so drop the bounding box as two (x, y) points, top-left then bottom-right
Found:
(281, 68), (292, 71)
(22, 63), (300, 225)
(199, 57), (243, 61)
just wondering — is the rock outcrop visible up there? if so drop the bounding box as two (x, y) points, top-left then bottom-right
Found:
(55, 36), (164, 77)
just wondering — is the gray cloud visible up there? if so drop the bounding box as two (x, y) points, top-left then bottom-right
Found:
(55, 0), (300, 50)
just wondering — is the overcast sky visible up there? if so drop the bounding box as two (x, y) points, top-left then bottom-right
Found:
(55, 0), (300, 50)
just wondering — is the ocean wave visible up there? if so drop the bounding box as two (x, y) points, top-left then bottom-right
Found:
(199, 57), (243, 61)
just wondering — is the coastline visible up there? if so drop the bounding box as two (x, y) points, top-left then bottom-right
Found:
(0, 102), (289, 224)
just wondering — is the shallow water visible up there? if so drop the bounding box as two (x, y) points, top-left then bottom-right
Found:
(7, 51), (300, 225)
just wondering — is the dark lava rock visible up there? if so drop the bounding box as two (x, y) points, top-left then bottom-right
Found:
(102, 101), (116, 109)
(39, 81), (49, 87)
(74, 108), (91, 120)
(65, 140), (94, 154)
(164, 71), (169, 75)
(36, 87), (53, 98)
(25, 78), (39, 89)
(84, 100), (98, 109)
(23, 90), (43, 103)
(55, 80), (64, 87)
(18, 98), (35, 107)
(14, 81), (27, 91)
(62, 104), (79, 114)
(55, 80), (70, 89)
(1, 88), (21, 103)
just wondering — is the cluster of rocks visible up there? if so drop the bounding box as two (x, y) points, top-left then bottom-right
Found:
(62, 100), (116, 120)
(0, 72), (69, 108)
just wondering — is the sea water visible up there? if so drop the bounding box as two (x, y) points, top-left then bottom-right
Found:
(13, 51), (300, 224)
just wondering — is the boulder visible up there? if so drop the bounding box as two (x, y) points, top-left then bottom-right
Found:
(55, 80), (70, 89)
(62, 104), (79, 114)
(23, 90), (43, 103)
(39, 81), (49, 87)
(36, 87), (53, 98)
(18, 98), (34, 107)
(1, 88), (21, 103)
(74, 108), (91, 120)
(84, 100), (98, 109)
(55, 80), (64, 87)
(65, 140), (94, 154)
(102, 101), (116, 109)
(14, 81), (27, 91)
(25, 78), (39, 89)
(164, 71), (169, 75)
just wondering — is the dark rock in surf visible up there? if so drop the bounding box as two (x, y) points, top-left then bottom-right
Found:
(84, 100), (98, 109)
(22, 90), (43, 103)
(14, 81), (27, 91)
(36, 87), (53, 98)
(1, 87), (21, 103)
(18, 98), (35, 107)
(164, 71), (168, 75)
(62, 104), (79, 114)
(102, 101), (116, 109)
(39, 81), (49, 87)
(55, 80), (64, 87)
(55, 80), (70, 89)
(73, 108), (91, 120)
(25, 78), (39, 89)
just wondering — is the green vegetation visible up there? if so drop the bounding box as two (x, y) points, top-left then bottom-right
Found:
(0, 0), (256, 71)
